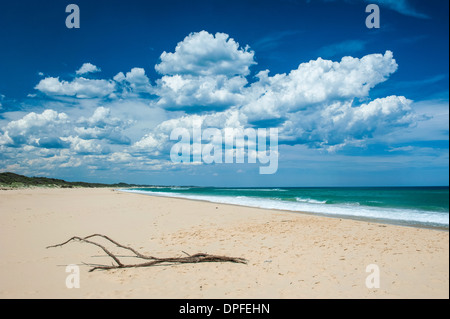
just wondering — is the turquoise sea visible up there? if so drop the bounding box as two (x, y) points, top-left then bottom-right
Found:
(122, 187), (449, 229)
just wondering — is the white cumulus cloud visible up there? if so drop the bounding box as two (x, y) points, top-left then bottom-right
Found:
(35, 77), (116, 99)
(61, 136), (106, 155)
(76, 63), (101, 75)
(0, 109), (69, 146)
(155, 31), (256, 77)
(154, 74), (247, 111)
(114, 67), (153, 95)
(1, 30), (427, 176)
(278, 96), (416, 149)
(76, 107), (131, 144)
(242, 51), (398, 121)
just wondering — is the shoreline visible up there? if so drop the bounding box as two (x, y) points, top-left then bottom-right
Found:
(1, 187), (448, 298)
(118, 189), (449, 232)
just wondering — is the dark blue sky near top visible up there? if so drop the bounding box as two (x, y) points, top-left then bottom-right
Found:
(0, 0), (448, 186)
(0, 0), (447, 101)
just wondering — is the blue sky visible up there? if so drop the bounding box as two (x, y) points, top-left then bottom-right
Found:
(0, 0), (448, 186)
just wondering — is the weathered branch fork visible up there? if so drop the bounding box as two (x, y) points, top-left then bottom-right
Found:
(46, 234), (247, 272)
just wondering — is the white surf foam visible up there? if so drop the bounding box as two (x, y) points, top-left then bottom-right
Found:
(121, 189), (449, 227)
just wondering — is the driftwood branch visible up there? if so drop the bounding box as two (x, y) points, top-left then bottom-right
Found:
(47, 234), (247, 272)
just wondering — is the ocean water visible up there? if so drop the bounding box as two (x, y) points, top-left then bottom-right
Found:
(122, 187), (449, 229)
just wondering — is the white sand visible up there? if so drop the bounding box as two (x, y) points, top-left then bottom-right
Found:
(0, 188), (448, 298)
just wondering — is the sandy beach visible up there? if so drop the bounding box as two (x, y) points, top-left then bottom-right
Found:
(0, 187), (448, 299)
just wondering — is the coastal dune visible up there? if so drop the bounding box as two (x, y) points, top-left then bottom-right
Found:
(0, 188), (448, 298)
